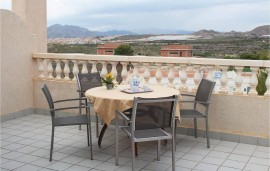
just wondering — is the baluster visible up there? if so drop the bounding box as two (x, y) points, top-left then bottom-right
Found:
(155, 63), (162, 85)
(264, 68), (270, 96)
(143, 63), (150, 84)
(121, 62), (128, 84)
(91, 61), (97, 73)
(168, 64), (175, 87)
(38, 59), (45, 78)
(63, 60), (70, 80)
(99, 61), (107, 77)
(55, 60), (62, 80)
(192, 64), (202, 92)
(206, 65), (214, 81)
(126, 64), (134, 84)
(138, 63), (146, 85)
(116, 62), (123, 84)
(248, 67), (258, 96)
(72, 60), (79, 81)
(81, 61), (88, 73)
(219, 66), (228, 94)
(47, 59), (54, 79)
(133, 62), (139, 77)
(111, 61), (118, 78)
(233, 66), (243, 95)
(149, 64), (157, 85)
(180, 64), (188, 91)
(173, 65), (181, 89)
(161, 64), (169, 87)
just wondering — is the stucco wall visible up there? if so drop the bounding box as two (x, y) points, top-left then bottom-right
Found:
(33, 79), (270, 138)
(0, 10), (36, 115)
(12, 0), (47, 52)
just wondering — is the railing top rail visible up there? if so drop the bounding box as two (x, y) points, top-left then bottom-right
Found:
(32, 53), (270, 68)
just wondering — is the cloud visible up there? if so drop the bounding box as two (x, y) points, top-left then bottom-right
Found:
(1, 0), (269, 32)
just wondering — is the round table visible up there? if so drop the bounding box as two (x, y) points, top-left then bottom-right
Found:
(85, 84), (181, 148)
(85, 84), (181, 125)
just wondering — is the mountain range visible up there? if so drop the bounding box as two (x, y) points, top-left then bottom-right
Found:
(47, 24), (270, 38)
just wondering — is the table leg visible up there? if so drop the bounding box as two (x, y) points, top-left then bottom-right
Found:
(98, 123), (108, 148)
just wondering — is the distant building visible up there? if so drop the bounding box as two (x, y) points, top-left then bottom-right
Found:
(97, 43), (120, 55)
(160, 45), (193, 57)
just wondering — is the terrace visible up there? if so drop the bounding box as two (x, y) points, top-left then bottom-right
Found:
(1, 0), (270, 171)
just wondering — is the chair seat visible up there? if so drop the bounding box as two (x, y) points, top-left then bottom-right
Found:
(180, 109), (206, 118)
(121, 127), (171, 142)
(54, 115), (89, 126)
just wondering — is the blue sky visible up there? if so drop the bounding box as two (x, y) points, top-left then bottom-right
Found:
(1, 0), (269, 33)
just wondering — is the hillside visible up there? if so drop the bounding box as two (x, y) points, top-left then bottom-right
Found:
(192, 25), (270, 37)
(48, 24), (135, 38)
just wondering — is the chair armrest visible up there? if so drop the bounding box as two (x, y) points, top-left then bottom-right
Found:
(181, 100), (196, 103)
(116, 110), (130, 122)
(195, 101), (210, 105)
(181, 94), (195, 97)
(54, 105), (90, 111)
(181, 100), (210, 105)
(54, 97), (87, 103)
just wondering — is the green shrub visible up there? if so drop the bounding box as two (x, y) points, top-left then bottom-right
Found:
(256, 68), (268, 95)
(114, 44), (134, 56)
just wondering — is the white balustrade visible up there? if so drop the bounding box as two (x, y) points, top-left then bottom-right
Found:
(33, 54), (270, 97)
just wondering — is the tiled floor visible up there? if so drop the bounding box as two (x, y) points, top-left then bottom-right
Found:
(1, 114), (269, 171)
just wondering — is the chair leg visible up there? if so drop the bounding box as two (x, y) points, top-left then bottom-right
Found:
(87, 124), (90, 146)
(87, 120), (93, 160)
(131, 140), (135, 171)
(205, 117), (210, 148)
(96, 113), (99, 138)
(49, 126), (55, 161)
(135, 143), (138, 156)
(172, 136), (175, 171)
(79, 100), (82, 130)
(115, 118), (119, 166)
(194, 118), (197, 138)
(157, 140), (161, 161)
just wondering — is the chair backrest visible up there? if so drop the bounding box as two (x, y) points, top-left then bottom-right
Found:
(131, 95), (178, 131)
(42, 84), (55, 111)
(195, 78), (216, 105)
(76, 72), (102, 93)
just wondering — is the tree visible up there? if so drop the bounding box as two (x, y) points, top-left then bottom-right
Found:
(114, 44), (134, 56)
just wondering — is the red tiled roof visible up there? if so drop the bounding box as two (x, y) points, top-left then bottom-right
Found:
(97, 43), (120, 49)
(160, 45), (193, 50)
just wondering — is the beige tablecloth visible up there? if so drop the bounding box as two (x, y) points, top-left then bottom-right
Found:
(85, 85), (181, 125)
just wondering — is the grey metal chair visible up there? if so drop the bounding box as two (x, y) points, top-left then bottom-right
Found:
(42, 84), (93, 161)
(76, 72), (102, 138)
(115, 95), (178, 171)
(180, 78), (216, 148)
